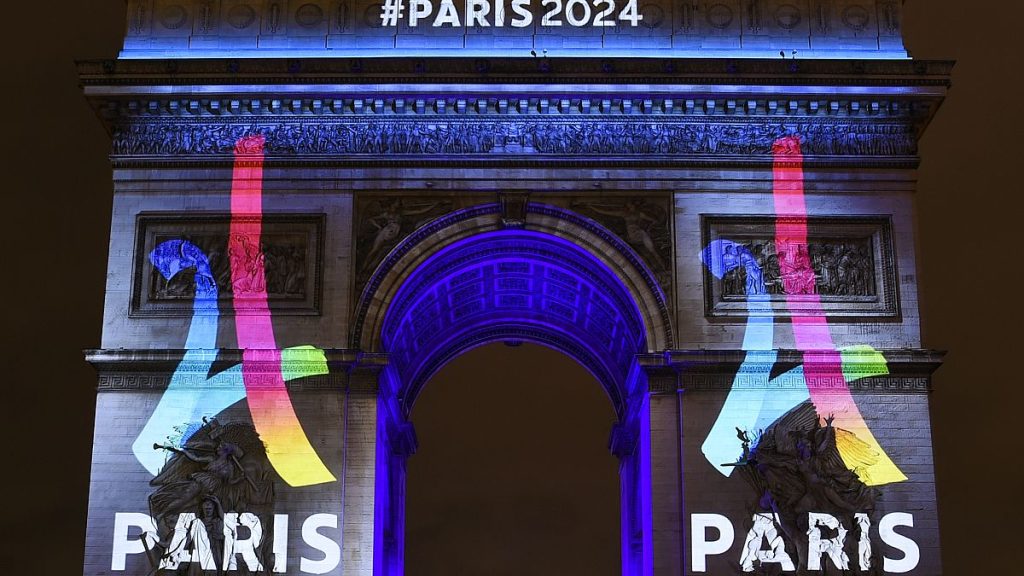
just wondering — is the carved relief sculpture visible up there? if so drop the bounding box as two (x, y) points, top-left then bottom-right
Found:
(571, 198), (674, 292)
(133, 215), (323, 316)
(719, 237), (876, 297)
(729, 402), (880, 573)
(702, 216), (899, 319)
(111, 120), (918, 159)
(148, 419), (276, 574)
(354, 197), (456, 289)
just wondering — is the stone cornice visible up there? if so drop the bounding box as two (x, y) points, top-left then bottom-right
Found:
(85, 348), (944, 393)
(79, 58), (952, 130)
(98, 96), (934, 125)
(86, 348), (360, 367)
(78, 57), (954, 88)
(78, 57), (950, 168)
(85, 348), (387, 391)
(613, 348), (945, 393)
(667, 348), (945, 392)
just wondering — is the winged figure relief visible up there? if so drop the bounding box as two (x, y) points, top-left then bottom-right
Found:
(148, 419), (277, 574)
(571, 199), (673, 287)
(729, 401), (881, 571)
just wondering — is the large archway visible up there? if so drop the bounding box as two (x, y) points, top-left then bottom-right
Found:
(355, 203), (673, 576)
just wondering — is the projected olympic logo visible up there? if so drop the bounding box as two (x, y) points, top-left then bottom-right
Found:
(699, 136), (906, 487)
(132, 136), (335, 488)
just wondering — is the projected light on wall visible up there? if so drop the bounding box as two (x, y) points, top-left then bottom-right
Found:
(699, 135), (906, 487)
(132, 136), (335, 487)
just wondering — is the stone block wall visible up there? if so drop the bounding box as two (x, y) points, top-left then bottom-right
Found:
(119, 0), (908, 58)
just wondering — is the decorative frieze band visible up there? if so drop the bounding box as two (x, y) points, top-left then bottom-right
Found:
(87, 348), (941, 393)
(110, 117), (918, 163)
(93, 368), (932, 392)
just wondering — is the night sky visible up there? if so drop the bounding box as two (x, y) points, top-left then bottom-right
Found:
(3, 1), (1020, 574)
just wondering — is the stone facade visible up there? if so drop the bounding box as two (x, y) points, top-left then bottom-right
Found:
(119, 0), (909, 58)
(80, 8), (949, 575)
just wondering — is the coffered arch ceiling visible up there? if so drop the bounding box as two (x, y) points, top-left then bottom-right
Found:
(356, 203), (674, 418)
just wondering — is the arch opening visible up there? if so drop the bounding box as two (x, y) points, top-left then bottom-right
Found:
(360, 205), (672, 576)
(404, 343), (621, 576)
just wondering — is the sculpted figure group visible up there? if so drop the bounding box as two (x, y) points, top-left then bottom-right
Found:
(113, 120), (916, 158)
(147, 419), (276, 575)
(720, 239), (876, 297)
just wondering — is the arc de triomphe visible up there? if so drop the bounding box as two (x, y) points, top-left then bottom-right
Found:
(80, 2), (950, 575)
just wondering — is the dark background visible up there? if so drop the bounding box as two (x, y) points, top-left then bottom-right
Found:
(2, 1), (1019, 574)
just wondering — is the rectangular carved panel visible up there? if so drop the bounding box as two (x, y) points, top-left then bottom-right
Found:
(702, 215), (899, 320)
(132, 213), (324, 316)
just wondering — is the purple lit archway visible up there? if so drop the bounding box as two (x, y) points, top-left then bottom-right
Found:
(353, 203), (674, 576)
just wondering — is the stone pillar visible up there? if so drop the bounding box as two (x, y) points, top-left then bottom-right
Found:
(381, 421), (417, 576)
(641, 362), (684, 576)
(344, 355), (415, 576)
(343, 363), (383, 576)
(610, 422), (642, 576)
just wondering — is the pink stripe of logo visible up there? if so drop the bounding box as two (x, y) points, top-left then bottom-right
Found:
(229, 136), (336, 487)
(772, 136), (905, 486)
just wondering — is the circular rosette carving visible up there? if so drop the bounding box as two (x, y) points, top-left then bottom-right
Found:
(639, 3), (666, 29)
(158, 4), (188, 30)
(296, 3), (325, 27)
(774, 4), (802, 30)
(227, 5), (257, 29)
(842, 5), (870, 32)
(706, 3), (734, 30)
(363, 3), (384, 28)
